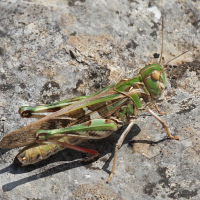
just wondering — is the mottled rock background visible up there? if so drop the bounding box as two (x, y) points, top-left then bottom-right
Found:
(0, 0), (200, 199)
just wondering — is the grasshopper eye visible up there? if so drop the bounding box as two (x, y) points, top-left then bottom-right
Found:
(151, 70), (160, 81)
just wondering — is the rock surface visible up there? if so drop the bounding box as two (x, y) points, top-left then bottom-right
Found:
(0, 0), (199, 199)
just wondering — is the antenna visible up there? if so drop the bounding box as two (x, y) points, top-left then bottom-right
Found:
(159, 16), (164, 65)
(158, 16), (190, 67)
(164, 50), (190, 67)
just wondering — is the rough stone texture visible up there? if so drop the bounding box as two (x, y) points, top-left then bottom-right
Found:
(0, 0), (200, 199)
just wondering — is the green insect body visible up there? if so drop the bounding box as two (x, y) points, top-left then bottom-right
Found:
(15, 119), (118, 166)
(0, 63), (178, 182)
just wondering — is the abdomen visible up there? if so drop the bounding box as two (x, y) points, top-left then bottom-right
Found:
(15, 136), (85, 166)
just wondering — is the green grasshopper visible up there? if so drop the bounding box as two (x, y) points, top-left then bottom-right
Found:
(0, 18), (185, 182)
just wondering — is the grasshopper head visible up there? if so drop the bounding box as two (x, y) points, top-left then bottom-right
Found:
(139, 64), (166, 99)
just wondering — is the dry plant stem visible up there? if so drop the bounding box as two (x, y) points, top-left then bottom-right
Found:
(106, 120), (135, 183)
(147, 108), (179, 140)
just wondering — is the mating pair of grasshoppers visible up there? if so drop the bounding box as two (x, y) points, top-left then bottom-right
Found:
(0, 18), (187, 182)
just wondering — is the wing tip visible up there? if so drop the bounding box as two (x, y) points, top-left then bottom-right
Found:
(0, 138), (11, 149)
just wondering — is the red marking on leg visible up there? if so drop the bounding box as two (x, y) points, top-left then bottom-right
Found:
(36, 139), (98, 155)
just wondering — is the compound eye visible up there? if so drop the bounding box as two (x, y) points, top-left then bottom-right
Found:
(151, 70), (160, 81)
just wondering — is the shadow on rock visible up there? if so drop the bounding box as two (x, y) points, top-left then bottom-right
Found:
(2, 124), (142, 191)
